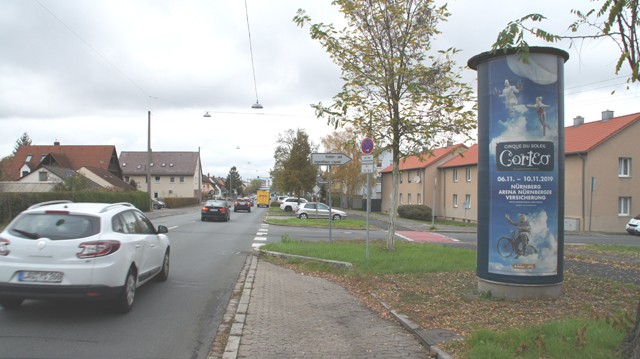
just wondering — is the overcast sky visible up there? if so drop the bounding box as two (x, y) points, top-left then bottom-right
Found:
(1, 0), (638, 179)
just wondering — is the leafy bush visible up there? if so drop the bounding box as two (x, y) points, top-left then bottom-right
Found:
(1, 191), (152, 224)
(397, 205), (432, 221)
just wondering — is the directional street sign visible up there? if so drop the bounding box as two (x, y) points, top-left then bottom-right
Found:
(311, 153), (352, 166)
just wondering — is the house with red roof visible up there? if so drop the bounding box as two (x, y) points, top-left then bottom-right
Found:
(9, 141), (121, 181)
(438, 144), (478, 222)
(379, 144), (467, 214)
(412, 110), (640, 233)
(563, 111), (640, 232)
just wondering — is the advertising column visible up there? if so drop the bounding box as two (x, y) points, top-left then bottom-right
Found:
(468, 47), (569, 299)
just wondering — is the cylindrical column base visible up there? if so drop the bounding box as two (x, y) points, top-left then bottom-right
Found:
(477, 277), (562, 300)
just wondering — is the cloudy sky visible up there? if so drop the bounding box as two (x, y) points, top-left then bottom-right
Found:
(1, 0), (638, 179)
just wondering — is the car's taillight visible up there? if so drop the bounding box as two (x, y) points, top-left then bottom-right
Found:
(0, 238), (10, 256)
(220, 207), (226, 213)
(77, 240), (121, 258)
(201, 207), (208, 211)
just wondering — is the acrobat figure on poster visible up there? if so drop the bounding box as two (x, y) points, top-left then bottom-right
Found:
(505, 213), (531, 258)
(527, 96), (551, 135)
(495, 79), (523, 114)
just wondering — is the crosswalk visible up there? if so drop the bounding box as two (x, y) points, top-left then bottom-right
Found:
(252, 223), (269, 249)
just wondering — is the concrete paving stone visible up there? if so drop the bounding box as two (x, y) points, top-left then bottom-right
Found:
(236, 259), (430, 359)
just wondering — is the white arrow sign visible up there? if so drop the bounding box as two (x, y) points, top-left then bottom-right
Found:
(311, 153), (352, 166)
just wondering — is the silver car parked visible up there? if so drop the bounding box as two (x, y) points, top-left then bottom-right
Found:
(296, 202), (347, 220)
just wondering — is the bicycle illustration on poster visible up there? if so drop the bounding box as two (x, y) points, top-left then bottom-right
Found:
(487, 54), (561, 277)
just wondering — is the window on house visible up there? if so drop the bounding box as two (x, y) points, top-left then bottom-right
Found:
(21, 170), (29, 177)
(453, 194), (458, 208)
(179, 176), (185, 183)
(154, 176), (160, 183)
(40, 154), (47, 162)
(399, 193), (403, 204)
(619, 157), (631, 177)
(466, 168), (471, 182)
(38, 171), (47, 181)
(400, 172), (403, 183)
(25, 155), (32, 162)
(408, 172), (412, 183)
(619, 197), (631, 216)
(170, 176), (175, 183)
(124, 176), (129, 183)
(464, 194), (471, 208)
(408, 193), (412, 204)
(453, 169), (458, 182)
(417, 193), (422, 204)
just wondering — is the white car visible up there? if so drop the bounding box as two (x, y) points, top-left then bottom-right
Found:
(0, 200), (170, 313)
(296, 202), (347, 220)
(626, 214), (640, 235)
(279, 197), (308, 212)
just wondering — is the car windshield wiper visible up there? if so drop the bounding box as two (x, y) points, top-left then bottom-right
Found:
(11, 228), (40, 239)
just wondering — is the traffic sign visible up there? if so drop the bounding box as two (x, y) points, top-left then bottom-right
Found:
(361, 137), (374, 154)
(361, 154), (374, 163)
(311, 153), (352, 165)
(361, 163), (375, 173)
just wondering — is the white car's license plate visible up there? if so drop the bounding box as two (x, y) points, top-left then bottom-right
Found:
(18, 271), (63, 283)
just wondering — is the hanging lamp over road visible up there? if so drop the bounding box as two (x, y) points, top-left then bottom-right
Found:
(245, 0), (262, 109)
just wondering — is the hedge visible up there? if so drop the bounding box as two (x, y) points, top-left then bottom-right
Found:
(0, 192), (196, 224)
(397, 204), (433, 221)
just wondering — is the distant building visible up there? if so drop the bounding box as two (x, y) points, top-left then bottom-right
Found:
(119, 151), (202, 199)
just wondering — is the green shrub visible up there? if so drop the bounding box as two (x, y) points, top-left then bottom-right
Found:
(1, 191), (154, 224)
(397, 204), (432, 221)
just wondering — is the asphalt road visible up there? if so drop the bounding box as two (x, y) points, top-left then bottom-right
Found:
(0, 208), (263, 359)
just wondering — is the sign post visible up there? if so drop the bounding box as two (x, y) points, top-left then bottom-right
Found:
(360, 138), (375, 260)
(311, 153), (352, 241)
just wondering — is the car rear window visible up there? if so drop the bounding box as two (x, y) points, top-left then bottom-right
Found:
(206, 200), (226, 207)
(9, 213), (101, 240)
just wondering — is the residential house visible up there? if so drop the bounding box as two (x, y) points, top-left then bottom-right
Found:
(380, 144), (468, 215)
(9, 142), (122, 180)
(119, 151), (202, 199)
(563, 111), (640, 232)
(438, 144), (478, 223)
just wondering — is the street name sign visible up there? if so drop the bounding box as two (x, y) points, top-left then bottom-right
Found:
(311, 153), (352, 166)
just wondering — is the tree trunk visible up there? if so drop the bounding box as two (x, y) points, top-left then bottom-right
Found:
(386, 160), (399, 250)
(621, 301), (640, 359)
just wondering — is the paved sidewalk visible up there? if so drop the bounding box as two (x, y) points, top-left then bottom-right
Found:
(225, 254), (432, 359)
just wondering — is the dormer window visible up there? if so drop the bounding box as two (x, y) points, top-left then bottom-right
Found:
(150, 163), (154, 167)
(25, 155), (32, 162)
(137, 164), (142, 169)
(40, 154), (46, 162)
(169, 163), (174, 167)
(161, 163), (166, 167)
(122, 163), (127, 167)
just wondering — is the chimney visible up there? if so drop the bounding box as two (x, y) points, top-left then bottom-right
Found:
(573, 116), (584, 126)
(54, 140), (60, 146)
(602, 110), (614, 121)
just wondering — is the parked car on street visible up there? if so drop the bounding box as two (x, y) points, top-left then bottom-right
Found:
(280, 197), (308, 212)
(296, 202), (347, 220)
(0, 200), (171, 313)
(626, 214), (640, 235)
(276, 195), (288, 204)
(151, 198), (166, 209)
(201, 199), (231, 222)
(234, 198), (252, 212)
